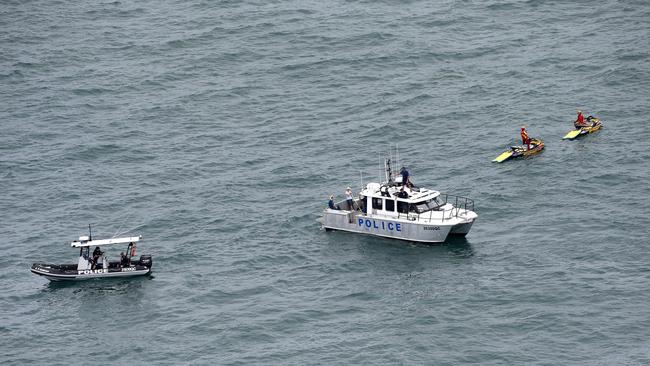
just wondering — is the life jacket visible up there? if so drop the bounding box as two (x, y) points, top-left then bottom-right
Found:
(577, 112), (584, 123)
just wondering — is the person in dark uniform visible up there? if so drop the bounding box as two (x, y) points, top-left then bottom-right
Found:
(120, 252), (130, 267)
(400, 167), (413, 188)
(396, 187), (409, 213)
(328, 195), (339, 210)
(359, 195), (366, 213)
(92, 246), (103, 269)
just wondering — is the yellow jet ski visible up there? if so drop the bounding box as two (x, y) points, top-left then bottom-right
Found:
(493, 138), (545, 163)
(563, 116), (602, 140)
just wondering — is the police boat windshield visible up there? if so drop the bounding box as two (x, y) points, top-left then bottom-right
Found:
(412, 197), (445, 213)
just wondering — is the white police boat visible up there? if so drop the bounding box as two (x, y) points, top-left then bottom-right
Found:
(31, 230), (152, 281)
(319, 157), (477, 243)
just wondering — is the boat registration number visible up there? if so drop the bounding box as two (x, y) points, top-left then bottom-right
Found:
(423, 226), (440, 231)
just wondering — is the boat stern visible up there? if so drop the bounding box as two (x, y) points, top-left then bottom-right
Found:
(449, 220), (475, 236)
(449, 209), (478, 236)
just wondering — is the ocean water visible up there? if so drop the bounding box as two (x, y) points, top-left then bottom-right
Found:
(2, 0), (650, 364)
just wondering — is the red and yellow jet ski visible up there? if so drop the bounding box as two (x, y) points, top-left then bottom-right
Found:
(493, 138), (544, 163)
(563, 116), (602, 140)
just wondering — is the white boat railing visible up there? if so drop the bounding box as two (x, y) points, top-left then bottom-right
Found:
(329, 194), (474, 224)
(399, 193), (474, 223)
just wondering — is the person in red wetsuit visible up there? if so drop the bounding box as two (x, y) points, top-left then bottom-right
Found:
(520, 126), (531, 150)
(575, 110), (587, 128)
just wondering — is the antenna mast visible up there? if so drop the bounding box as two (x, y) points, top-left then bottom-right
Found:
(385, 154), (393, 184)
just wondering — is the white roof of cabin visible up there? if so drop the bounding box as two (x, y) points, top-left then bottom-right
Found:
(71, 236), (142, 248)
(360, 183), (440, 202)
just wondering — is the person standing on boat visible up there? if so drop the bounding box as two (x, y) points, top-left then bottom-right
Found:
(120, 252), (130, 267)
(520, 126), (531, 150)
(359, 195), (366, 213)
(345, 187), (355, 211)
(92, 246), (103, 269)
(400, 167), (413, 188)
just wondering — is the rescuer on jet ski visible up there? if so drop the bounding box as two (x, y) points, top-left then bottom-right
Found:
(575, 110), (587, 128)
(520, 126), (531, 150)
(574, 110), (597, 129)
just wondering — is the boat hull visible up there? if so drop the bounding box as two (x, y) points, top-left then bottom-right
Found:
(321, 210), (473, 243)
(450, 221), (475, 236)
(31, 263), (152, 281)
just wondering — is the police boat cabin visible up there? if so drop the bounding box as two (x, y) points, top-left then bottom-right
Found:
(30, 232), (152, 281)
(320, 158), (477, 243)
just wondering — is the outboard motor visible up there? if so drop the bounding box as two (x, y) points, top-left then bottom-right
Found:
(138, 255), (152, 268)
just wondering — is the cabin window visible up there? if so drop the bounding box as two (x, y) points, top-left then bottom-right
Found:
(413, 197), (446, 213)
(385, 199), (395, 212)
(397, 200), (408, 213)
(372, 197), (383, 210)
(359, 196), (366, 212)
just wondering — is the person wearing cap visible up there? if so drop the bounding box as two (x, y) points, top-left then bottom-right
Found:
(520, 126), (531, 150)
(345, 187), (354, 211)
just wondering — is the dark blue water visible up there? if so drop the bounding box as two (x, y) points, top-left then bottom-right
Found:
(2, 0), (650, 364)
